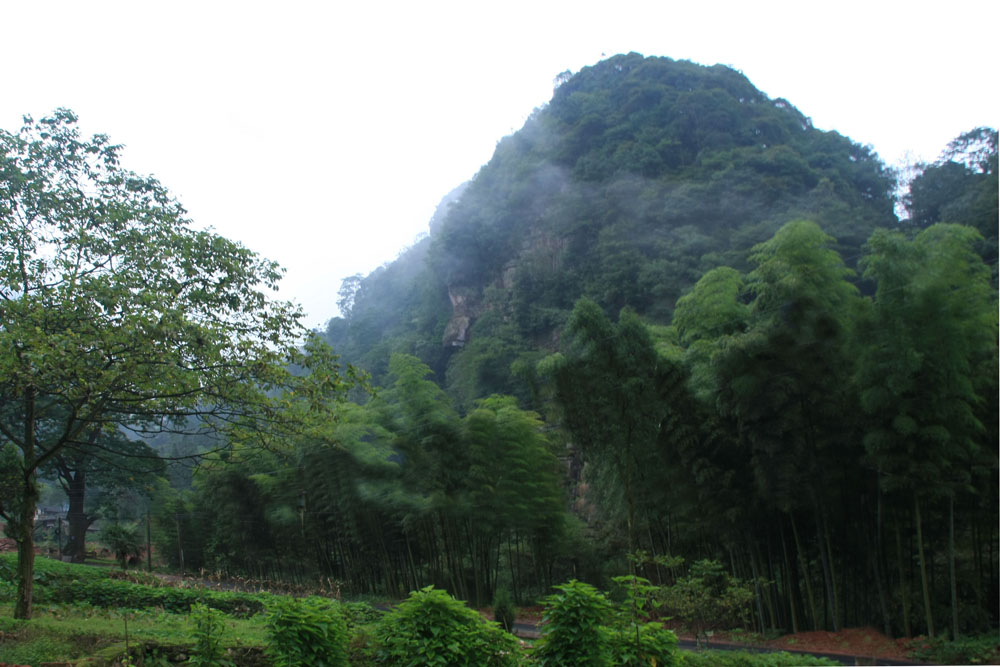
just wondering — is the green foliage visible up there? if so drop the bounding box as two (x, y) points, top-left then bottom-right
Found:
(906, 633), (1000, 665)
(329, 53), (895, 405)
(610, 621), (679, 666)
(266, 596), (349, 667)
(534, 580), (614, 666)
(492, 587), (517, 633)
(189, 603), (234, 666)
(0, 554), (105, 586)
(680, 650), (839, 666)
(659, 560), (754, 644)
(38, 576), (268, 617)
(0, 633), (75, 666)
(99, 522), (142, 570)
(858, 223), (996, 495)
(374, 586), (520, 666)
(1, 109), (355, 618)
(342, 600), (384, 629)
(553, 299), (677, 548)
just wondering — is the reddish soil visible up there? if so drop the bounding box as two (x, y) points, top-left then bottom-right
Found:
(493, 609), (924, 663)
(759, 627), (913, 662)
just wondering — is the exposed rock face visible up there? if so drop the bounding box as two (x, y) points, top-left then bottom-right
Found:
(441, 232), (569, 348)
(442, 286), (478, 347)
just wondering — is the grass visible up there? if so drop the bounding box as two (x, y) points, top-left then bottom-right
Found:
(0, 557), (274, 665)
(0, 601), (271, 665)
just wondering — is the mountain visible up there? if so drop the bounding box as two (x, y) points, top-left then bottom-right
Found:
(324, 53), (896, 404)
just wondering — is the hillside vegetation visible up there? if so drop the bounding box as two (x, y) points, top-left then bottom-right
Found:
(2, 53), (996, 654)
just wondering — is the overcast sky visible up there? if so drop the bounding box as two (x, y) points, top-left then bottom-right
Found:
(3, 0), (996, 328)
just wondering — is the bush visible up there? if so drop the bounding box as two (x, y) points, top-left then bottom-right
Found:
(659, 559), (753, 645)
(534, 579), (613, 666)
(493, 587), (517, 633)
(40, 577), (268, 616)
(610, 574), (679, 666)
(680, 649), (839, 666)
(374, 586), (520, 666)
(907, 634), (1000, 665)
(99, 522), (143, 569)
(267, 596), (349, 667)
(342, 600), (384, 628)
(189, 603), (234, 666)
(611, 622), (679, 666)
(0, 553), (106, 586)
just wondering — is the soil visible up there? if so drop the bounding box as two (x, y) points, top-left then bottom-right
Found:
(758, 627), (914, 662)
(491, 607), (924, 664)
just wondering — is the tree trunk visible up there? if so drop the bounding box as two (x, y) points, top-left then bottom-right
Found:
(823, 515), (841, 631)
(14, 386), (38, 620)
(914, 492), (935, 637)
(949, 494), (959, 640)
(895, 521), (912, 638)
(14, 479), (38, 620)
(873, 478), (892, 637)
(813, 502), (837, 631)
(780, 522), (800, 634)
(790, 513), (818, 630)
(64, 470), (93, 562)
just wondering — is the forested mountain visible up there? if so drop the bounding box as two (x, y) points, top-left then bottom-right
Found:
(325, 53), (896, 400)
(163, 55), (996, 640)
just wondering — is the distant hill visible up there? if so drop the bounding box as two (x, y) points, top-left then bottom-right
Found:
(324, 53), (896, 404)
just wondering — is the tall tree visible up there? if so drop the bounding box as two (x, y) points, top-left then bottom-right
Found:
(551, 299), (673, 560)
(45, 427), (165, 562)
(708, 221), (865, 630)
(0, 110), (323, 618)
(858, 223), (997, 637)
(906, 127), (998, 270)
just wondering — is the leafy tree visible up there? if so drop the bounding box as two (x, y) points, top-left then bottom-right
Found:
(462, 394), (566, 603)
(0, 110), (340, 618)
(551, 299), (680, 559)
(659, 559), (754, 646)
(906, 127), (998, 269)
(858, 223), (997, 637)
(41, 425), (165, 562)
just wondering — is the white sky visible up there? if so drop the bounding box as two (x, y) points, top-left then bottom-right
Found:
(3, 0), (996, 328)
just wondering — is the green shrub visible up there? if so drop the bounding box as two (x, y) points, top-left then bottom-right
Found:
(267, 596), (349, 667)
(99, 522), (142, 570)
(0, 553), (106, 585)
(0, 579), (14, 602)
(680, 650), (839, 666)
(374, 586), (520, 666)
(611, 622), (678, 666)
(907, 634), (1000, 665)
(659, 559), (753, 645)
(610, 574), (679, 666)
(40, 577), (268, 616)
(342, 600), (384, 628)
(189, 603), (234, 666)
(0, 635), (75, 666)
(534, 579), (613, 666)
(493, 587), (517, 633)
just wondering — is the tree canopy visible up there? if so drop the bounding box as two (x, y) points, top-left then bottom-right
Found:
(0, 109), (342, 618)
